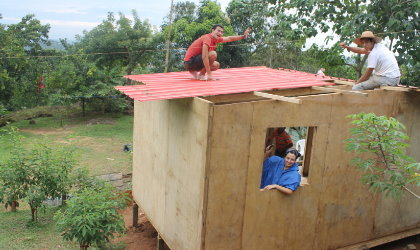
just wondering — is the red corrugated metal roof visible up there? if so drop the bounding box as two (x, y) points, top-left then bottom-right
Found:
(116, 66), (338, 102)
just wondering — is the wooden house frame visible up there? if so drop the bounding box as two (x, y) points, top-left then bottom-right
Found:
(118, 68), (420, 250)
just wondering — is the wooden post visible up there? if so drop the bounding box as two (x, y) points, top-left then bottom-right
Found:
(157, 234), (166, 250)
(164, 0), (174, 73)
(132, 203), (139, 227)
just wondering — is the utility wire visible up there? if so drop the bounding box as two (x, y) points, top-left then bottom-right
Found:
(2, 30), (418, 59)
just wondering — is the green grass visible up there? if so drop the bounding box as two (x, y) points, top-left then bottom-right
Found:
(0, 205), (79, 250)
(0, 109), (133, 175)
(0, 204), (126, 250)
(0, 107), (133, 249)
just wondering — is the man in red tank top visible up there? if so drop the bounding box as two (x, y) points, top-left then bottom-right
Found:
(184, 24), (250, 81)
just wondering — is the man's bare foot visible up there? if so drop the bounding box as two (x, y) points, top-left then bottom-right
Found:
(190, 71), (199, 80)
(199, 75), (208, 81)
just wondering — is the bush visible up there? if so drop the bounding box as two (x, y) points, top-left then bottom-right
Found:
(345, 112), (420, 199)
(55, 182), (129, 249)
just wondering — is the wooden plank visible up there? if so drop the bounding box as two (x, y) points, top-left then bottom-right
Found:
(204, 102), (254, 250)
(241, 94), (335, 250)
(253, 91), (302, 104)
(334, 79), (356, 86)
(133, 98), (211, 250)
(380, 86), (414, 92)
(337, 227), (420, 250)
(302, 126), (316, 177)
(312, 86), (368, 96)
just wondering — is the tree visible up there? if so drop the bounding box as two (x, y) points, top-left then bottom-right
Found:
(55, 182), (129, 249)
(0, 127), (31, 211)
(299, 44), (358, 79)
(345, 113), (420, 199)
(267, 0), (420, 80)
(162, 0), (249, 72)
(0, 127), (76, 220)
(0, 14), (52, 109)
(74, 11), (156, 76)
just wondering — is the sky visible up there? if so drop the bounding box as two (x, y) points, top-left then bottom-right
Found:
(0, 0), (232, 40)
(0, 0), (338, 48)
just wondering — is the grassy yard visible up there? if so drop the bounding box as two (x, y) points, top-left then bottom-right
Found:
(0, 205), (79, 249)
(0, 107), (133, 249)
(0, 109), (133, 175)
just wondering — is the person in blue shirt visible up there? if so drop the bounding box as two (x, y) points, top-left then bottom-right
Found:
(260, 146), (301, 195)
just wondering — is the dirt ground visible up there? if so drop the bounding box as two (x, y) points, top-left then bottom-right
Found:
(114, 206), (159, 250)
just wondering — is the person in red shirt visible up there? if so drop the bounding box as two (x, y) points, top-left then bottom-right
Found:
(184, 24), (250, 81)
(266, 127), (294, 158)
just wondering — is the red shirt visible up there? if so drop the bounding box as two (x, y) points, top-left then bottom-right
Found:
(267, 129), (293, 153)
(184, 34), (224, 61)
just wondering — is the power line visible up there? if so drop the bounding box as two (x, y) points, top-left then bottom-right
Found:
(1, 30), (417, 59)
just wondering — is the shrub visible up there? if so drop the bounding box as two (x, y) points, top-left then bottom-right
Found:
(55, 182), (129, 249)
(345, 112), (420, 199)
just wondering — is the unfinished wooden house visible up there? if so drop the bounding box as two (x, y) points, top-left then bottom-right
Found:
(116, 67), (420, 250)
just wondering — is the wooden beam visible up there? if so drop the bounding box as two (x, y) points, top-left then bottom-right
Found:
(380, 86), (414, 92)
(337, 227), (420, 250)
(334, 79), (356, 86)
(302, 126), (315, 177)
(312, 86), (368, 96)
(253, 91), (302, 104)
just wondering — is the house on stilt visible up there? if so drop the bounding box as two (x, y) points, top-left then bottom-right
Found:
(116, 66), (420, 250)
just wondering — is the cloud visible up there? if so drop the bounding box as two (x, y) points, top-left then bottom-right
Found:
(3, 17), (22, 22)
(42, 19), (100, 29)
(44, 8), (88, 15)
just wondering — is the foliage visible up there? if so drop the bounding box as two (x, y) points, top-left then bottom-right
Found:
(0, 14), (52, 110)
(0, 127), (30, 210)
(0, 126), (76, 220)
(54, 182), (129, 249)
(267, 0), (420, 80)
(400, 61), (420, 87)
(299, 44), (358, 79)
(162, 0), (248, 72)
(74, 11), (156, 76)
(345, 113), (420, 199)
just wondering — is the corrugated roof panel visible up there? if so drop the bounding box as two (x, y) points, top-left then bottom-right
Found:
(116, 66), (338, 101)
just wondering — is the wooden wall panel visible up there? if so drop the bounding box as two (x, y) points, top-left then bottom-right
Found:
(241, 95), (335, 250)
(372, 91), (420, 237)
(133, 100), (169, 230)
(204, 102), (254, 250)
(237, 90), (420, 250)
(133, 98), (212, 250)
(132, 89), (419, 250)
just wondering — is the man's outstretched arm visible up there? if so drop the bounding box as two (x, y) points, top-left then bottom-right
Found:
(340, 42), (369, 54)
(222, 27), (251, 43)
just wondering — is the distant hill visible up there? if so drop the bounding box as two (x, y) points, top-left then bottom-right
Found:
(40, 40), (66, 50)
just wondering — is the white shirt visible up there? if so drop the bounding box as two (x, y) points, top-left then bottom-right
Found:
(367, 43), (400, 78)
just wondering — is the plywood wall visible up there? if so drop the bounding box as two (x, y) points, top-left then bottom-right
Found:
(203, 102), (255, 250)
(205, 89), (420, 250)
(133, 89), (419, 250)
(133, 98), (213, 250)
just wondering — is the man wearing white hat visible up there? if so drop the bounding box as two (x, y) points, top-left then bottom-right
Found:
(340, 31), (400, 90)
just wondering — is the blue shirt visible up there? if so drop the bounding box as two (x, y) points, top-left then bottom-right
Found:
(260, 156), (301, 191)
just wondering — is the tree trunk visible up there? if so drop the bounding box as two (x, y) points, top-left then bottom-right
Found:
(82, 97), (85, 117)
(62, 194), (67, 205)
(133, 203), (139, 227)
(102, 98), (105, 114)
(11, 201), (17, 212)
(31, 207), (36, 221)
(80, 244), (89, 250)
